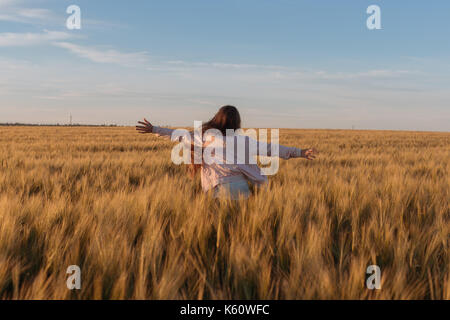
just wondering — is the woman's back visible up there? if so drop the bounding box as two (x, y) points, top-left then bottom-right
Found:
(136, 105), (318, 199)
(153, 127), (304, 191)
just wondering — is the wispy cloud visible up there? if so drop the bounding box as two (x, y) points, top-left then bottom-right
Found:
(0, 0), (58, 25)
(0, 0), (18, 8)
(54, 42), (149, 67)
(17, 8), (52, 19)
(311, 69), (416, 80)
(165, 60), (416, 80)
(0, 30), (73, 47)
(167, 60), (288, 70)
(0, 1), (120, 29)
(163, 60), (418, 86)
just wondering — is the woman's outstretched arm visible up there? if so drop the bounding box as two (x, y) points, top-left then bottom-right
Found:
(137, 119), (199, 148)
(136, 118), (176, 137)
(246, 135), (318, 160)
(136, 118), (192, 145)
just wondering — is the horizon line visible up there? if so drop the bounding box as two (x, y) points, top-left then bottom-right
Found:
(1, 123), (448, 134)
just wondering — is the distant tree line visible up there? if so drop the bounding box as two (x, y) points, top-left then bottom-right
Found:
(0, 123), (119, 127)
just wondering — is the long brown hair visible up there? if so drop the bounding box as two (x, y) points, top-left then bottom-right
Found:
(189, 105), (241, 176)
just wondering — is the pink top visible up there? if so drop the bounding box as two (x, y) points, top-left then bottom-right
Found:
(152, 126), (303, 192)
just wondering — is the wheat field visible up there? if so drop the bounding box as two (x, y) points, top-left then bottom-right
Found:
(0, 126), (448, 300)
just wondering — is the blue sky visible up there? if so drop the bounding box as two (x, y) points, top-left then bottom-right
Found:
(0, 0), (449, 131)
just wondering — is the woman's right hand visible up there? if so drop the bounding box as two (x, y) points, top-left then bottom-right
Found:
(136, 118), (153, 134)
(301, 148), (318, 160)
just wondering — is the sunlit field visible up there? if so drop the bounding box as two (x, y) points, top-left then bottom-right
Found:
(0, 126), (448, 299)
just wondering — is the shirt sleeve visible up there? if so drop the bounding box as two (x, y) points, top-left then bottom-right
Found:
(152, 126), (175, 137)
(152, 126), (194, 143)
(247, 136), (302, 160)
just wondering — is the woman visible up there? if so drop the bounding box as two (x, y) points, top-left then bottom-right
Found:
(136, 105), (318, 200)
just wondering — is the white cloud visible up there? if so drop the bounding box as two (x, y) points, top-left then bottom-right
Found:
(0, 30), (73, 47)
(167, 60), (288, 70)
(0, 0), (17, 7)
(165, 60), (416, 82)
(0, 0), (60, 25)
(1, 53), (448, 131)
(54, 42), (149, 66)
(310, 69), (416, 80)
(17, 8), (52, 19)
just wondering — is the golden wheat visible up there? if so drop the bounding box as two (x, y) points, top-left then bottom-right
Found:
(0, 126), (448, 299)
